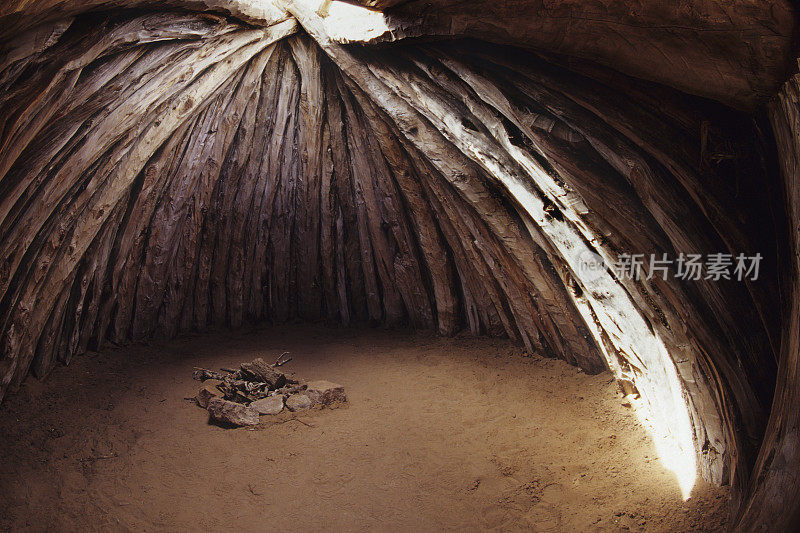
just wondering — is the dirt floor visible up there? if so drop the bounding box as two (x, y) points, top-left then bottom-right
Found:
(0, 325), (730, 532)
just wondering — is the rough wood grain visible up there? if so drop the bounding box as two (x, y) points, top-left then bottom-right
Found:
(734, 62), (800, 532)
(1, 3), (799, 527)
(336, 0), (796, 111)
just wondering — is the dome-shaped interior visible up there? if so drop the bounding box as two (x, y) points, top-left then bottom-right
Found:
(1, 0), (799, 530)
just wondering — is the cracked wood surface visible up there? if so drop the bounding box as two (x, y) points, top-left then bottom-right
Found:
(337, 0), (797, 111)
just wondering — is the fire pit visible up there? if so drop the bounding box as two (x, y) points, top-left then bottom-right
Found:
(192, 354), (346, 427)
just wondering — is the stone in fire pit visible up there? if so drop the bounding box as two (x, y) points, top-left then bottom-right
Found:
(192, 353), (346, 427)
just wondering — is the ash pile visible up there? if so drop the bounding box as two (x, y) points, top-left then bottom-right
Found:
(191, 354), (346, 427)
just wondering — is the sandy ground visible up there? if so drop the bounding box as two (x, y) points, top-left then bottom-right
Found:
(0, 325), (729, 532)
